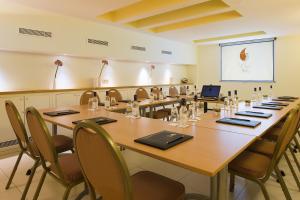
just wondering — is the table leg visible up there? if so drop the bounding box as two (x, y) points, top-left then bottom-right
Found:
(52, 124), (57, 136)
(210, 166), (229, 200)
(149, 106), (154, 118)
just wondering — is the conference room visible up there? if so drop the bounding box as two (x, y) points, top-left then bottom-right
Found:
(0, 0), (300, 199)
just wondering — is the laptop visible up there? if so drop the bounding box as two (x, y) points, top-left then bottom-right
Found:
(200, 85), (221, 100)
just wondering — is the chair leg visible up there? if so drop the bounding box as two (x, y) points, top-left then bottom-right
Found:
(229, 173), (235, 192)
(33, 170), (47, 200)
(5, 151), (24, 189)
(256, 180), (270, 200)
(21, 160), (39, 200)
(274, 166), (292, 200)
(63, 186), (72, 200)
(289, 146), (300, 172)
(284, 153), (300, 191)
(293, 137), (300, 152)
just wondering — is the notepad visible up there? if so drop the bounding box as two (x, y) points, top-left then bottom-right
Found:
(277, 96), (298, 100)
(272, 99), (295, 102)
(262, 102), (289, 106)
(44, 110), (80, 117)
(253, 105), (283, 110)
(216, 117), (261, 127)
(72, 117), (117, 125)
(235, 111), (272, 118)
(134, 130), (193, 150)
(118, 100), (131, 103)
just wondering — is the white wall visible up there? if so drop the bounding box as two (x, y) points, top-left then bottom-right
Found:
(196, 35), (300, 99)
(0, 51), (195, 91)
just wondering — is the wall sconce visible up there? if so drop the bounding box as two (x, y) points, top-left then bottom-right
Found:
(149, 64), (155, 83)
(97, 59), (109, 87)
(53, 59), (63, 89)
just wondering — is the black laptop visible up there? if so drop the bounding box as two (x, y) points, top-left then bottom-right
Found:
(200, 85), (221, 100)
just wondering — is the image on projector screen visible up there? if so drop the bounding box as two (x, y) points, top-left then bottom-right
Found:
(221, 40), (274, 82)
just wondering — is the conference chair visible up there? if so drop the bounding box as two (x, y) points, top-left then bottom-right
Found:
(180, 86), (187, 95)
(73, 120), (185, 200)
(169, 86), (179, 97)
(135, 87), (149, 101)
(247, 105), (300, 191)
(108, 88), (123, 102)
(5, 101), (74, 200)
(80, 90), (100, 105)
(26, 107), (84, 200)
(229, 108), (298, 200)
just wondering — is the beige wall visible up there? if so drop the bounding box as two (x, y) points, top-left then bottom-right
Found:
(0, 51), (195, 91)
(0, 3), (197, 91)
(196, 35), (300, 99)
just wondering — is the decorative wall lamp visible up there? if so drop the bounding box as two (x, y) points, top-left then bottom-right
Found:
(97, 59), (109, 87)
(149, 64), (155, 83)
(53, 59), (63, 89)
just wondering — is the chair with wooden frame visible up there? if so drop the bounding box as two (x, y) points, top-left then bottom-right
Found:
(80, 90), (100, 105)
(180, 86), (187, 95)
(247, 104), (300, 191)
(150, 87), (171, 120)
(229, 108), (299, 200)
(108, 88), (123, 102)
(169, 86), (179, 97)
(26, 107), (84, 200)
(4, 101), (74, 200)
(135, 87), (149, 101)
(73, 120), (186, 200)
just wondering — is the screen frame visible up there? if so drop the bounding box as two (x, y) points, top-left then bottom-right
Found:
(200, 85), (221, 98)
(220, 38), (276, 83)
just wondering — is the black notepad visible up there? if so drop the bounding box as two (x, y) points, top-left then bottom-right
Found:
(272, 99), (295, 102)
(72, 117), (117, 125)
(253, 105), (283, 110)
(262, 102), (289, 106)
(44, 110), (80, 117)
(118, 100), (131, 103)
(278, 96), (298, 100)
(134, 131), (193, 150)
(216, 117), (261, 127)
(235, 111), (272, 118)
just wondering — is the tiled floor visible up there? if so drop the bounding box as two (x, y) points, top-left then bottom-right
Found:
(0, 149), (299, 200)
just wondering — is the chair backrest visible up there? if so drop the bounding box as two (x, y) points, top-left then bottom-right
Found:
(135, 88), (149, 100)
(5, 100), (29, 151)
(180, 86), (186, 95)
(169, 86), (179, 97)
(108, 89), (123, 102)
(74, 121), (132, 200)
(80, 90), (100, 105)
(26, 107), (59, 171)
(275, 106), (300, 161)
(152, 87), (160, 96)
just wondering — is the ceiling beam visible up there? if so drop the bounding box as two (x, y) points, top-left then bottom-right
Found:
(150, 10), (242, 33)
(98, 0), (192, 23)
(193, 31), (266, 43)
(128, 0), (230, 29)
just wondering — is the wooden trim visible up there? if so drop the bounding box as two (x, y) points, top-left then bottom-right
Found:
(0, 83), (193, 95)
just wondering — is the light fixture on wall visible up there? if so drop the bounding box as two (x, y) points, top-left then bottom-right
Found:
(53, 59), (63, 89)
(97, 59), (109, 87)
(149, 64), (155, 84)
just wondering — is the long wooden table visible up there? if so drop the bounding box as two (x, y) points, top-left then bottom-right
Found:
(40, 104), (255, 200)
(38, 98), (299, 200)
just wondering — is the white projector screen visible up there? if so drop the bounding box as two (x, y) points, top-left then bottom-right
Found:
(221, 38), (275, 82)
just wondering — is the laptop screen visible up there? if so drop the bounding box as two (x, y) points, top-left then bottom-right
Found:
(200, 85), (221, 98)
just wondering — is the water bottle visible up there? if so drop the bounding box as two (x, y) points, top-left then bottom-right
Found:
(132, 95), (140, 118)
(258, 87), (262, 103)
(189, 96), (198, 121)
(233, 90), (239, 109)
(178, 98), (188, 127)
(159, 88), (163, 100)
(88, 92), (98, 111)
(269, 85), (273, 100)
(228, 91), (233, 110)
(251, 88), (258, 104)
(104, 91), (110, 109)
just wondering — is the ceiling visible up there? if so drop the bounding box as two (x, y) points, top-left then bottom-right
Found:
(2, 0), (300, 44)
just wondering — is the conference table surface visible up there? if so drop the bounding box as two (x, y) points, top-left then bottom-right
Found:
(190, 100), (300, 137)
(40, 104), (255, 177)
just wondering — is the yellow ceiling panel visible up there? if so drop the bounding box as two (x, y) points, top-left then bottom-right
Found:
(129, 0), (230, 29)
(150, 10), (242, 33)
(98, 0), (191, 22)
(193, 31), (266, 43)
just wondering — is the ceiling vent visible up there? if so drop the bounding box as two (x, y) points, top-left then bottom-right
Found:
(161, 50), (172, 55)
(19, 28), (52, 37)
(88, 38), (109, 46)
(131, 45), (146, 51)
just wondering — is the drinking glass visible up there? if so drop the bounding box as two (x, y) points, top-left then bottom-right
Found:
(110, 97), (117, 106)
